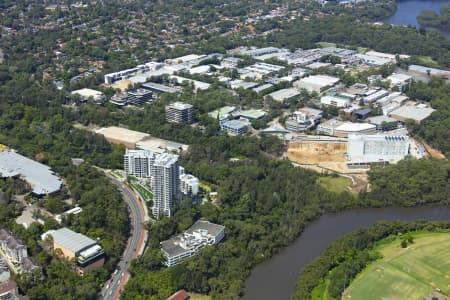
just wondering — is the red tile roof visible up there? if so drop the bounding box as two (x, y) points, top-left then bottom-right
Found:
(167, 289), (189, 300)
(0, 281), (17, 294)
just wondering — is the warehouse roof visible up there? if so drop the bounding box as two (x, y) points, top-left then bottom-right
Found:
(267, 88), (301, 102)
(389, 105), (436, 123)
(297, 75), (340, 88)
(335, 122), (376, 132)
(239, 109), (266, 120)
(367, 115), (398, 125)
(42, 228), (97, 254)
(0, 151), (62, 195)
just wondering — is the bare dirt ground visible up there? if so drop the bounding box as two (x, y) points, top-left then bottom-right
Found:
(422, 142), (446, 160)
(287, 141), (347, 164)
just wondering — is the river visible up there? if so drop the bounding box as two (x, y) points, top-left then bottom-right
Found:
(242, 206), (450, 300)
(384, 0), (450, 38)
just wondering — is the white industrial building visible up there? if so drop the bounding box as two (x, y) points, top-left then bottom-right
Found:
(0, 151), (62, 197)
(334, 122), (377, 138)
(160, 220), (225, 267)
(151, 153), (181, 218)
(347, 134), (409, 164)
(386, 73), (412, 91)
(320, 95), (351, 108)
(294, 75), (340, 93)
(70, 88), (105, 103)
(267, 88), (301, 102)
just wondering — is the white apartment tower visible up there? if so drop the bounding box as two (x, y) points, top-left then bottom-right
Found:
(165, 102), (194, 124)
(123, 149), (155, 178)
(151, 153), (181, 218)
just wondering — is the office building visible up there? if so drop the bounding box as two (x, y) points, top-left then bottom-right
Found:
(124, 149), (155, 178)
(220, 119), (247, 135)
(42, 228), (104, 275)
(160, 220), (225, 267)
(347, 134), (409, 163)
(165, 102), (194, 124)
(127, 88), (153, 105)
(285, 107), (323, 133)
(151, 153), (181, 218)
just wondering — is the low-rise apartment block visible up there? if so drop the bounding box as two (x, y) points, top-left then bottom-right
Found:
(161, 220), (225, 267)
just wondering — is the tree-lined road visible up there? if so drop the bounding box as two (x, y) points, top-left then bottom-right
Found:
(100, 174), (146, 300)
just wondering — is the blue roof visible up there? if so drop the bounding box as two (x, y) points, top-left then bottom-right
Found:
(355, 108), (372, 116)
(222, 120), (247, 130)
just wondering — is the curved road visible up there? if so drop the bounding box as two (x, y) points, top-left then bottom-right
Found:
(100, 174), (146, 300)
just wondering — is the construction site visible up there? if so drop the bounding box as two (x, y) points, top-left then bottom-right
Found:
(285, 136), (368, 193)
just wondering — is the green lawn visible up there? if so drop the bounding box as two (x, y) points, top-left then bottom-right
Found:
(317, 42), (337, 48)
(344, 232), (450, 300)
(132, 183), (153, 202)
(317, 176), (352, 194)
(416, 55), (440, 68)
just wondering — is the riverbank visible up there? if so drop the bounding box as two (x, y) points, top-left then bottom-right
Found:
(383, 0), (450, 38)
(242, 207), (450, 300)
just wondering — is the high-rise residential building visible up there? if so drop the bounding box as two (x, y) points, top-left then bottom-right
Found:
(123, 149), (155, 178)
(151, 153), (181, 218)
(165, 102), (194, 124)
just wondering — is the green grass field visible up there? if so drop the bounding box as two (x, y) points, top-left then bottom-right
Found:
(317, 176), (352, 194)
(344, 232), (450, 300)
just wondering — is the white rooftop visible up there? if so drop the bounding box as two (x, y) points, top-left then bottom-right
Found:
(43, 228), (97, 254)
(0, 151), (62, 195)
(335, 122), (376, 132)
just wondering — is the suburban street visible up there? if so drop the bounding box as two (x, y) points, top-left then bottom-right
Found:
(100, 173), (147, 300)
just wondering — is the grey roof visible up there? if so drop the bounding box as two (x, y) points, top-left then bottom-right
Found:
(187, 220), (225, 237)
(45, 228), (97, 254)
(0, 151), (62, 195)
(389, 105), (435, 122)
(367, 115), (398, 125)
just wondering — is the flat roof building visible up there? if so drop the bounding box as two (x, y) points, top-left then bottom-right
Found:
(317, 119), (344, 136)
(347, 134), (409, 164)
(334, 122), (377, 138)
(320, 95), (351, 108)
(71, 88), (105, 103)
(208, 106), (237, 121)
(220, 120), (247, 135)
(165, 102), (194, 124)
(267, 88), (301, 102)
(42, 228), (104, 274)
(285, 107), (323, 133)
(367, 115), (399, 131)
(294, 75), (340, 93)
(141, 82), (181, 94)
(161, 220), (225, 267)
(389, 105), (435, 124)
(239, 109), (266, 120)
(409, 65), (450, 79)
(0, 151), (62, 196)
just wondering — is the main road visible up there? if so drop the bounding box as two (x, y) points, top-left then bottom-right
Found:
(100, 173), (147, 300)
